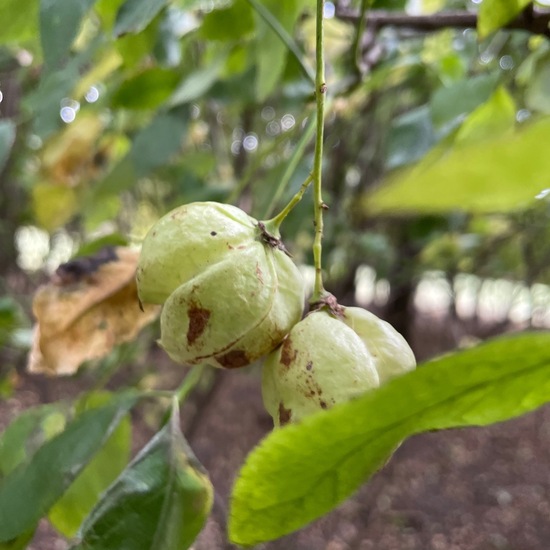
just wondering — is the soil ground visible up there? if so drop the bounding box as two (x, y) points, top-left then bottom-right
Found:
(1, 311), (549, 550)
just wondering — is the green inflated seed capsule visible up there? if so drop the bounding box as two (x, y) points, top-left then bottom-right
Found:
(137, 202), (305, 369)
(262, 306), (416, 426)
(262, 310), (380, 426)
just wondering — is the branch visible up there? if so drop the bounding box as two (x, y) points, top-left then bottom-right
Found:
(336, 6), (550, 38)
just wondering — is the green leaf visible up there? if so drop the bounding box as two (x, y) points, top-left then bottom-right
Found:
(115, 16), (160, 67)
(25, 40), (99, 138)
(0, 529), (35, 550)
(367, 116), (550, 214)
(48, 393), (132, 537)
(0, 297), (20, 349)
(478, 0), (531, 39)
(168, 55), (227, 107)
(91, 110), (188, 202)
(0, 120), (16, 174)
(71, 401), (213, 550)
(525, 59), (550, 115)
(0, 392), (139, 542)
(229, 332), (550, 545)
(454, 86), (516, 145)
(0, 405), (67, 478)
(112, 68), (181, 110)
(200, 0), (255, 42)
(385, 105), (435, 170)
(40, 0), (97, 69)
(253, 0), (306, 101)
(73, 233), (129, 258)
(94, 0), (126, 30)
(131, 112), (187, 175)
(0, 0), (39, 44)
(114, 0), (170, 36)
(430, 73), (499, 130)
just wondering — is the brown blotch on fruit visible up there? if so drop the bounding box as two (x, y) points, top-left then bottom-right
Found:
(280, 338), (298, 368)
(187, 305), (211, 345)
(306, 361), (313, 371)
(319, 400), (327, 409)
(216, 349), (249, 369)
(278, 403), (292, 425)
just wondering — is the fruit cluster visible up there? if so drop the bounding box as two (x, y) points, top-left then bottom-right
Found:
(137, 202), (415, 425)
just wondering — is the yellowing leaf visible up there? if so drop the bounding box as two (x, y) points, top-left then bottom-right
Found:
(74, 49), (122, 99)
(40, 114), (105, 186)
(367, 117), (550, 214)
(28, 247), (159, 375)
(32, 183), (78, 231)
(478, 0), (531, 39)
(455, 86), (516, 145)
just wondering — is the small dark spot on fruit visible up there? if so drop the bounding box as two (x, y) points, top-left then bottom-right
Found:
(280, 338), (298, 368)
(216, 350), (249, 369)
(187, 305), (211, 345)
(320, 400), (327, 409)
(278, 403), (292, 425)
(210, 231), (217, 236)
(306, 361), (313, 371)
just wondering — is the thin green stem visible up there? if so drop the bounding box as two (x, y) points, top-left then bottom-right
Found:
(265, 173), (314, 230)
(174, 364), (205, 403)
(159, 364), (206, 425)
(244, 0), (316, 84)
(142, 389), (175, 400)
(263, 114), (317, 219)
(311, 0), (327, 302)
(352, 0), (369, 75)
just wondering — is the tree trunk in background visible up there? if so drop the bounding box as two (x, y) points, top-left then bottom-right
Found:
(383, 279), (414, 343)
(0, 71), (22, 276)
(381, 221), (419, 344)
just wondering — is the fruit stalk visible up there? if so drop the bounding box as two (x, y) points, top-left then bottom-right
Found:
(265, 174), (314, 232)
(311, 0), (327, 302)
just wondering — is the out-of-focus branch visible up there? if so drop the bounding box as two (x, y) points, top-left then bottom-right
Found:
(336, 6), (550, 38)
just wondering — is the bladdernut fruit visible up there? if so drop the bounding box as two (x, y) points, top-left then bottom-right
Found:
(262, 301), (416, 426)
(340, 306), (416, 385)
(137, 202), (259, 305)
(137, 202), (305, 369)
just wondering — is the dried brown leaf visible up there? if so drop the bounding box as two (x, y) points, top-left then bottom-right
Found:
(28, 247), (159, 375)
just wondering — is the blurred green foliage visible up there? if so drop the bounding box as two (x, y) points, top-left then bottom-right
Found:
(0, 0), (548, 301)
(1, 0), (550, 547)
